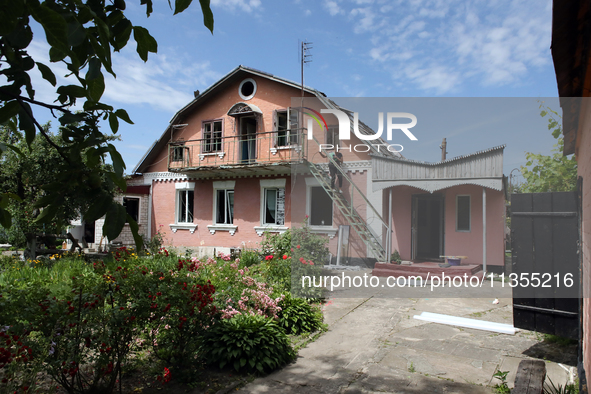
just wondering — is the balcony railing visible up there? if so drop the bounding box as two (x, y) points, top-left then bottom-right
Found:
(167, 129), (308, 171)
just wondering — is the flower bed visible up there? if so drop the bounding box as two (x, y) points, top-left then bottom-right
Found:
(0, 228), (327, 393)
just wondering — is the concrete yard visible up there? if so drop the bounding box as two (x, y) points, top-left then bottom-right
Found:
(238, 269), (577, 394)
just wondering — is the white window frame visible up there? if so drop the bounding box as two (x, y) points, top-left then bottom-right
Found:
(305, 177), (337, 239)
(202, 119), (223, 154)
(456, 194), (471, 232)
(122, 196), (141, 224)
(170, 182), (197, 233)
(255, 179), (288, 236)
(208, 180), (238, 235)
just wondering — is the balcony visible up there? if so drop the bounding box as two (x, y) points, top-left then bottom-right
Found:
(167, 129), (308, 178)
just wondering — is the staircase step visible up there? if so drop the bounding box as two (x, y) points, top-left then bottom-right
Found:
(372, 268), (486, 281)
(373, 262), (482, 276)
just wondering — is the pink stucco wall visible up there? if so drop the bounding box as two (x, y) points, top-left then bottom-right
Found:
(384, 184), (505, 267)
(143, 72), (376, 261)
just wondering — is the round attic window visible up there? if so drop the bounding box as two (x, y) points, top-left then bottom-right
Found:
(239, 78), (257, 100)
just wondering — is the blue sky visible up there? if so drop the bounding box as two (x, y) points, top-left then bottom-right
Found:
(27, 0), (559, 180)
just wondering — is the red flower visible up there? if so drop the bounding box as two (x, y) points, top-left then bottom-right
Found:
(265, 255), (273, 261)
(282, 255), (288, 260)
(296, 245), (301, 249)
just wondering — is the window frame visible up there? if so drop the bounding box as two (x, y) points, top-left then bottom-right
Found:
(215, 189), (234, 225)
(456, 194), (471, 232)
(275, 108), (300, 147)
(202, 119), (224, 154)
(176, 189), (194, 224)
(123, 196), (141, 224)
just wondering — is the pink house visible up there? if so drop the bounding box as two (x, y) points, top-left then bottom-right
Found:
(372, 146), (507, 274)
(130, 66), (395, 266)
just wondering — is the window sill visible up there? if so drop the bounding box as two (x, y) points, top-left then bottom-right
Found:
(207, 224), (238, 235)
(270, 145), (302, 155)
(254, 225), (289, 236)
(199, 152), (225, 160)
(308, 226), (338, 239)
(169, 223), (198, 234)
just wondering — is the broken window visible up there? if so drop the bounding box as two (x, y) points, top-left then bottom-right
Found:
(123, 197), (140, 223)
(171, 145), (184, 162)
(203, 120), (223, 153)
(216, 189), (234, 224)
(263, 188), (285, 225)
(310, 186), (332, 226)
(456, 195), (470, 231)
(177, 190), (194, 223)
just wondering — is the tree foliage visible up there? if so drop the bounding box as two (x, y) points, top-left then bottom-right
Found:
(519, 105), (578, 193)
(0, 122), (117, 247)
(0, 0), (213, 248)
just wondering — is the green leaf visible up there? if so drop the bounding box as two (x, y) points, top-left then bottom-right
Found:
(140, 0), (154, 16)
(174, 0), (193, 15)
(103, 202), (127, 240)
(133, 26), (157, 62)
(86, 65), (105, 102)
(0, 207), (12, 229)
(108, 143), (126, 176)
(18, 103), (35, 146)
(84, 193), (113, 223)
(0, 101), (21, 125)
(29, 3), (69, 54)
(112, 18), (132, 51)
(67, 20), (86, 47)
(199, 0), (214, 33)
(36, 62), (57, 86)
(115, 109), (134, 124)
(127, 214), (143, 250)
(109, 112), (119, 133)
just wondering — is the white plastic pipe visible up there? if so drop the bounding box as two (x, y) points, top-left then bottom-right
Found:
(413, 312), (515, 335)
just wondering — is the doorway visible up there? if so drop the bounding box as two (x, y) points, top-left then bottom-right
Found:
(411, 194), (444, 260)
(240, 117), (257, 163)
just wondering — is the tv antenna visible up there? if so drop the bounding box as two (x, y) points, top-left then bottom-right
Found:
(300, 40), (313, 97)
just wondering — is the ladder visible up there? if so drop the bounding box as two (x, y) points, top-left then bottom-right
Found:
(306, 157), (387, 262)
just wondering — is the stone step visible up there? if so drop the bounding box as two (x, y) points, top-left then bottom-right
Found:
(373, 262), (482, 276)
(371, 268), (486, 281)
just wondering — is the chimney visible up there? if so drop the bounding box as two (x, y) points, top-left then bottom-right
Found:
(194, 90), (200, 98)
(440, 138), (447, 161)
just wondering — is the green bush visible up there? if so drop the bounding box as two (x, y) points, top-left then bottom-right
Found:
(239, 249), (261, 267)
(200, 314), (295, 374)
(278, 293), (324, 335)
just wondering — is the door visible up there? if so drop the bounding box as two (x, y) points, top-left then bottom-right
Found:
(411, 194), (444, 260)
(240, 117), (257, 163)
(511, 191), (580, 340)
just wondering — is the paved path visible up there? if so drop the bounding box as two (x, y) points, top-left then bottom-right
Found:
(238, 271), (577, 394)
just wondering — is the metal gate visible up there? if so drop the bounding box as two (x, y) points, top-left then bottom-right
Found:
(511, 191), (580, 340)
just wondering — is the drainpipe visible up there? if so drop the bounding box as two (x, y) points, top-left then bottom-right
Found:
(147, 181), (153, 240)
(388, 188), (393, 262)
(482, 187), (487, 274)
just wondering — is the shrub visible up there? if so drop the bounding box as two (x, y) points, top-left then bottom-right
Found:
(239, 249), (260, 267)
(200, 314), (295, 374)
(277, 293), (324, 335)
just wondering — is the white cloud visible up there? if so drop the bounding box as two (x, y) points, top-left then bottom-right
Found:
(324, 0), (343, 16)
(210, 0), (262, 13)
(21, 39), (221, 115)
(330, 0), (553, 94)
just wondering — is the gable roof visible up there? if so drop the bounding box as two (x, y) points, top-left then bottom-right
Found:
(133, 65), (398, 174)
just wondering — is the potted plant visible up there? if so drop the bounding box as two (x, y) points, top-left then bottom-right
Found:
(390, 250), (402, 264)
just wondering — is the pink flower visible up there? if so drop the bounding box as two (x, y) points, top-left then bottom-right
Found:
(296, 245), (301, 249)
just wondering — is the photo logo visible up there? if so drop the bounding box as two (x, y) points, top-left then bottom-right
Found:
(303, 107), (418, 141)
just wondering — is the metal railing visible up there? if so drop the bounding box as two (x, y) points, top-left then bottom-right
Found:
(167, 129), (308, 171)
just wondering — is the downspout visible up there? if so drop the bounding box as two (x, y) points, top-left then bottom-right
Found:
(388, 188), (393, 262)
(147, 181), (153, 240)
(482, 187), (487, 273)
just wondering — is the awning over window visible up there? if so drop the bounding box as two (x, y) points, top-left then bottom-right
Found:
(227, 102), (263, 116)
(372, 145), (505, 193)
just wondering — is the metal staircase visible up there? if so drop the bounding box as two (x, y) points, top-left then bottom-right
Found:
(305, 148), (387, 262)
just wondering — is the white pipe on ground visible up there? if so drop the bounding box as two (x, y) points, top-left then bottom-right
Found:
(413, 311), (515, 335)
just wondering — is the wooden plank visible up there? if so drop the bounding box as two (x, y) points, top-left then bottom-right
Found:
(532, 194), (555, 335)
(512, 360), (546, 394)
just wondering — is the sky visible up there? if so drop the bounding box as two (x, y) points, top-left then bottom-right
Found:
(25, 0), (559, 181)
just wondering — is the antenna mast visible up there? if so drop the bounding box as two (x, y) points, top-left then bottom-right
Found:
(300, 40), (312, 97)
